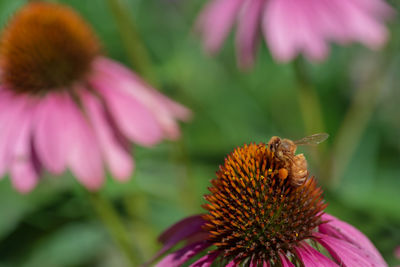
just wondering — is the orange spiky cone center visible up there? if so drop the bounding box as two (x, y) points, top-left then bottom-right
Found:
(0, 2), (100, 94)
(202, 143), (326, 264)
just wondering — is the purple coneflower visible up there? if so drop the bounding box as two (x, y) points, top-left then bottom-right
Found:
(154, 143), (387, 266)
(196, 0), (393, 68)
(0, 2), (190, 193)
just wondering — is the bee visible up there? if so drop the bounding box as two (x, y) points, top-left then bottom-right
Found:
(267, 133), (329, 187)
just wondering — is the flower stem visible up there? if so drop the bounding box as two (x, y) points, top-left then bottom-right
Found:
(293, 58), (325, 135)
(106, 0), (157, 85)
(328, 69), (386, 188)
(88, 191), (140, 266)
(292, 58), (327, 169)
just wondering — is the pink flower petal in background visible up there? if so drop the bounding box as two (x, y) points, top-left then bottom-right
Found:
(33, 94), (68, 174)
(236, 0), (264, 68)
(91, 73), (164, 147)
(9, 100), (38, 193)
(93, 57), (192, 139)
(196, 0), (244, 53)
(196, 0), (393, 65)
(62, 95), (104, 190)
(395, 246), (400, 259)
(81, 90), (134, 181)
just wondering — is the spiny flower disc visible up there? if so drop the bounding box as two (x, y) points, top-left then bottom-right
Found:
(202, 143), (326, 264)
(0, 2), (100, 94)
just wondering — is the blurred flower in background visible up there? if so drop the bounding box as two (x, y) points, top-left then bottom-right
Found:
(196, 0), (393, 68)
(154, 143), (386, 266)
(0, 2), (191, 193)
(395, 246), (400, 259)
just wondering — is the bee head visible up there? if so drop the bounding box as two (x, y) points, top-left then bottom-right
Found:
(267, 136), (281, 153)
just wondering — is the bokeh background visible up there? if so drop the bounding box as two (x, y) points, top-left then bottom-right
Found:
(0, 0), (399, 266)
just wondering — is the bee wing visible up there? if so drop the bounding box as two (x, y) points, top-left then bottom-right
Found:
(294, 133), (329, 146)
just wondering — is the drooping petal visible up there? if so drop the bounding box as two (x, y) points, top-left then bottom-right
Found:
(9, 99), (39, 193)
(263, 0), (329, 62)
(152, 215), (207, 261)
(90, 67), (164, 146)
(62, 94), (104, 190)
(190, 251), (219, 267)
(295, 243), (339, 267)
(319, 213), (386, 267)
(11, 160), (38, 193)
(156, 241), (211, 267)
(236, 0), (264, 69)
(196, 0), (244, 53)
(0, 93), (30, 177)
(279, 253), (295, 267)
(92, 57), (191, 140)
(287, 0), (329, 61)
(263, 0), (298, 62)
(81, 90), (133, 181)
(159, 215), (206, 244)
(33, 93), (68, 174)
(314, 232), (385, 267)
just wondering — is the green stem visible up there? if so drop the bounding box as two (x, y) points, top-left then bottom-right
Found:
(328, 74), (384, 188)
(292, 58), (327, 170)
(293, 58), (325, 135)
(106, 0), (157, 85)
(88, 192), (140, 266)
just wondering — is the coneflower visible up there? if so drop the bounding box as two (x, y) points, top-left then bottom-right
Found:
(153, 142), (386, 266)
(0, 2), (191, 193)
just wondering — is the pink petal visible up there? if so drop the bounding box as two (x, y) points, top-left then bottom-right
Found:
(236, 0), (264, 69)
(62, 95), (104, 190)
(279, 253), (295, 267)
(92, 57), (191, 140)
(340, 0), (389, 49)
(394, 246), (400, 259)
(295, 243), (338, 267)
(9, 100), (38, 193)
(0, 93), (30, 177)
(288, 1), (329, 61)
(33, 93), (68, 174)
(350, 0), (394, 19)
(159, 215), (206, 244)
(152, 215), (206, 262)
(319, 213), (386, 266)
(81, 90), (134, 181)
(190, 251), (219, 267)
(314, 232), (385, 267)
(11, 160), (38, 194)
(196, 0), (244, 53)
(263, 0), (300, 62)
(152, 93), (192, 122)
(226, 260), (238, 267)
(156, 241), (210, 267)
(90, 68), (164, 146)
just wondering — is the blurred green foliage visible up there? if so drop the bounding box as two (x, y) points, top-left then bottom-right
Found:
(0, 0), (399, 266)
